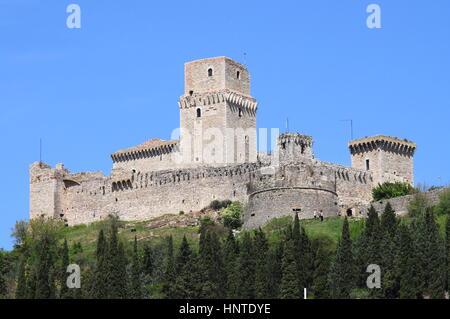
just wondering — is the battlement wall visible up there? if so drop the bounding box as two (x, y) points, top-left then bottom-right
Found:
(33, 161), (261, 226)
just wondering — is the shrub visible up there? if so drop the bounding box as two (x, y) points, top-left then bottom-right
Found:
(207, 199), (232, 211)
(220, 201), (244, 230)
(372, 182), (416, 201)
(179, 211), (184, 215)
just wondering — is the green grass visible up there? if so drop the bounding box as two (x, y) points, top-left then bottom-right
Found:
(60, 212), (449, 261)
(61, 217), (200, 261)
(261, 216), (365, 249)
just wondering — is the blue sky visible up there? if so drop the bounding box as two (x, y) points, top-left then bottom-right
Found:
(0, 0), (449, 250)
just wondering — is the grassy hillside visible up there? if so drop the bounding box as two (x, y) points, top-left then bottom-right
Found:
(61, 215), (368, 260)
(60, 211), (449, 262)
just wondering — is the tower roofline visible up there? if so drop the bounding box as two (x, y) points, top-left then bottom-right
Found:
(348, 135), (416, 155)
(185, 56), (247, 70)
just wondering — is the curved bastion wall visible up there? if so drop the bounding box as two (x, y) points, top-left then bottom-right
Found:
(244, 187), (338, 229)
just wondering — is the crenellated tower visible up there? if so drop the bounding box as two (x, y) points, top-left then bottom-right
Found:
(278, 132), (314, 163)
(349, 135), (416, 187)
(178, 57), (258, 166)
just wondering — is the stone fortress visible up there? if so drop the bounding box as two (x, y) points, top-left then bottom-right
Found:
(29, 57), (417, 229)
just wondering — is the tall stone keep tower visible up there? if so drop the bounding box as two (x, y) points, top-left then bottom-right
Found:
(349, 135), (416, 187)
(178, 57), (258, 166)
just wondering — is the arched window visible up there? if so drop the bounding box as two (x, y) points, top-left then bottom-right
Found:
(196, 108), (201, 118)
(238, 109), (243, 117)
(208, 68), (213, 76)
(237, 71), (240, 79)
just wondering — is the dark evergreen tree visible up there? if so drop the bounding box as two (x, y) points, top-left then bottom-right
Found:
(199, 231), (226, 298)
(423, 209), (446, 299)
(354, 205), (381, 288)
(300, 225), (313, 289)
(142, 244), (153, 277)
(105, 222), (128, 299)
(379, 203), (400, 298)
(173, 236), (198, 298)
(280, 239), (301, 299)
(396, 224), (420, 298)
(291, 213), (308, 290)
(328, 218), (355, 299)
(411, 208), (446, 298)
(162, 235), (176, 298)
(15, 257), (28, 299)
(223, 229), (240, 298)
(311, 237), (333, 299)
(253, 228), (269, 298)
(91, 229), (108, 299)
(266, 241), (283, 298)
(236, 232), (255, 299)
(59, 239), (71, 299)
(380, 202), (398, 237)
(34, 235), (57, 299)
(129, 236), (142, 299)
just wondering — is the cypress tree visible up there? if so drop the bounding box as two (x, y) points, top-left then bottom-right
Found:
(92, 229), (107, 299)
(15, 257), (28, 299)
(34, 235), (56, 299)
(105, 222), (128, 299)
(300, 226), (313, 289)
(311, 237), (333, 299)
(379, 203), (400, 298)
(424, 209), (446, 299)
(223, 229), (240, 298)
(396, 224), (420, 298)
(411, 208), (446, 298)
(328, 217), (355, 299)
(129, 236), (142, 299)
(236, 232), (255, 299)
(380, 202), (398, 237)
(59, 239), (71, 299)
(173, 236), (198, 298)
(253, 229), (269, 298)
(199, 231), (226, 298)
(266, 241), (283, 298)
(354, 205), (381, 295)
(162, 235), (176, 298)
(142, 244), (153, 277)
(280, 239), (301, 299)
(292, 213), (303, 285)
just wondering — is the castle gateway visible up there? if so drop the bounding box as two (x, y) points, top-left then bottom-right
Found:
(29, 57), (416, 228)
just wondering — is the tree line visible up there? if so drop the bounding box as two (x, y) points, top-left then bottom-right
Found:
(1, 202), (449, 299)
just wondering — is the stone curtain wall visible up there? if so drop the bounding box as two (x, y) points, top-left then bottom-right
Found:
(31, 161), (261, 226)
(369, 187), (448, 216)
(31, 154), (375, 228)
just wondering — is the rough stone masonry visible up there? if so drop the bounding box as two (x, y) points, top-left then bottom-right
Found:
(29, 56), (417, 229)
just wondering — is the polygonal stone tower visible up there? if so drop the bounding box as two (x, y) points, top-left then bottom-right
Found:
(349, 135), (416, 187)
(178, 57), (258, 166)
